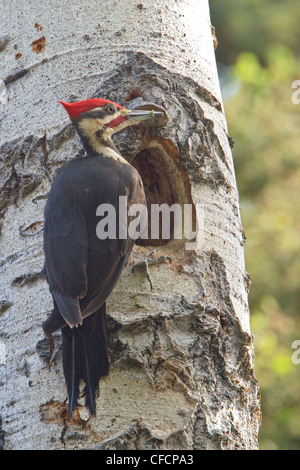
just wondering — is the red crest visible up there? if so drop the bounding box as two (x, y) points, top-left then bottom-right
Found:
(58, 99), (124, 119)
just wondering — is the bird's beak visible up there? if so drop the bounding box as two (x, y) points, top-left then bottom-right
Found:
(124, 109), (163, 123)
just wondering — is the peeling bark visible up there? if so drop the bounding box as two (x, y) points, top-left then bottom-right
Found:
(0, 0), (260, 450)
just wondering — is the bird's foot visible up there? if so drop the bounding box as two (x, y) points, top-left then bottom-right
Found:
(48, 334), (55, 370)
(131, 250), (172, 291)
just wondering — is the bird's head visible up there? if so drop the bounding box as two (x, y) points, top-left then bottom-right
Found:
(58, 98), (162, 159)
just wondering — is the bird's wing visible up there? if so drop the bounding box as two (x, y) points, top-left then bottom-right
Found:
(43, 159), (146, 330)
(44, 180), (89, 301)
(79, 166), (146, 316)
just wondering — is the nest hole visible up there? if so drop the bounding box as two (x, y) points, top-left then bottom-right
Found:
(132, 143), (194, 247)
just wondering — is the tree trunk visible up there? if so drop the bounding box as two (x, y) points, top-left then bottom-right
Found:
(0, 0), (260, 450)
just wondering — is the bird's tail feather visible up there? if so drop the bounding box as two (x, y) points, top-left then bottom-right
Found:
(61, 303), (109, 416)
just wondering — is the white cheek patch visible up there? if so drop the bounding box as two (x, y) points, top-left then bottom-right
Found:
(78, 118), (102, 136)
(78, 110), (126, 135)
(78, 114), (129, 164)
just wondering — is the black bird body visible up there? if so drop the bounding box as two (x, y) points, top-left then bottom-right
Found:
(42, 98), (161, 415)
(43, 155), (145, 331)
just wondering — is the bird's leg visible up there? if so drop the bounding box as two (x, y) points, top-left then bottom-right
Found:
(48, 334), (55, 371)
(132, 250), (154, 290)
(131, 249), (172, 291)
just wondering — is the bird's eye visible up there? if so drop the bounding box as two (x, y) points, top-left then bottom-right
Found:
(106, 105), (115, 114)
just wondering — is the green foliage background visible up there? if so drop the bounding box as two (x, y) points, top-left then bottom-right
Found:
(210, 0), (300, 450)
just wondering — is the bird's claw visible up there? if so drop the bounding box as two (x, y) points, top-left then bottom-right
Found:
(132, 250), (172, 291)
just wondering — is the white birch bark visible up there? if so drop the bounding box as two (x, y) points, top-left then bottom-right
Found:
(0, 0), (260, 450)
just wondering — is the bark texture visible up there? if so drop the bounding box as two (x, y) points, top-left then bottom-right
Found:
(0, 0), (260, 450)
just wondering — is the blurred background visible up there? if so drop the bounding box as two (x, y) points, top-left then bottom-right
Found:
(210, 0), (300, 450)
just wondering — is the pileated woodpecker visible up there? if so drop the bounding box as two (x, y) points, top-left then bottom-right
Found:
(42, 98), (162, 416)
